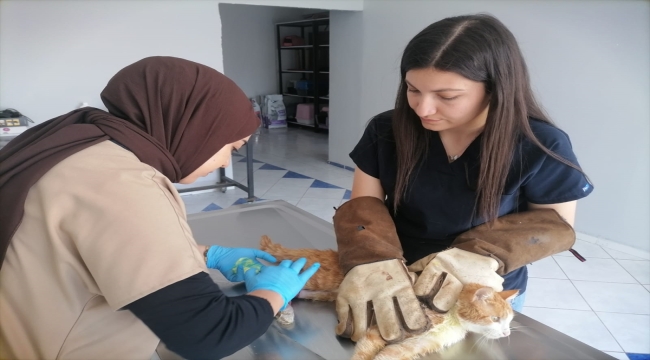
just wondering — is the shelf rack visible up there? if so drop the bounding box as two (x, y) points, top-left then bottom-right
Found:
(276, 17), (329, 131)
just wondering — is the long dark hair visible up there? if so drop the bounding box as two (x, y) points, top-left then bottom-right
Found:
(393, 14), (586, 221)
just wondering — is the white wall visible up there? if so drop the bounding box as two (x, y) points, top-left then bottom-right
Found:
(0, 0), (227, 188)
(3, 0), (648, 251)
(221, 0), (361, 11)
(0, 0), (361, 189)
(329, 10), (364, 168)
(0, 0), (224, 123)
(333, 0), (648, 251)
(0, 0), (356, 122)
(220, 4), (316, 98)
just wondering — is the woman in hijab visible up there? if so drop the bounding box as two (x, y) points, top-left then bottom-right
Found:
(0, 56), (319, 359)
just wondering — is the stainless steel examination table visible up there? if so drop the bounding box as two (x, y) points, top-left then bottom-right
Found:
(157, 200), (615, 360)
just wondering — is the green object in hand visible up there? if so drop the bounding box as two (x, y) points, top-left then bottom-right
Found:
(206, 246), (276, 282)
(233, 257), (263, 275)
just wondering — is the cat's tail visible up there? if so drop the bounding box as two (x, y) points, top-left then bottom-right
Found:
(259, 235), (334, 264)
(259, 235), (342, 296)
(259, 235), (278, 254)
(297, 289), (339, 302)
(259, 235), (298, 260)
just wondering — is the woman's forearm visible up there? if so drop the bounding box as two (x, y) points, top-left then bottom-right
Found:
(527, 200), (577, 227)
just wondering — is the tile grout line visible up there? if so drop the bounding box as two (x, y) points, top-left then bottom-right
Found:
(251, 161), (348, 207)
(568, 279), (643, 285)
(611, 257), (644, 286)
(252, 152), (353, 181)
(550, 255), (610, 333)
(577, 232), (650, 260)
(561, 247), (629, 353)
(592, 310), (630, 354)
(527, 245), (627, 353)
(522, 306), (597, 313)
(263, 185), (312, 201)
(550, 255), (575, 288)
(252, 160), (351, 197)
(521, 307), (625, 354)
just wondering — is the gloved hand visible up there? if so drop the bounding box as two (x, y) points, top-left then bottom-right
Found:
(332, 197), (430, 343)
(408, 248), (504, 313)
(336, 259), (430, 343)
(206, 245), (276, 282)
(243, 258), (320, 310)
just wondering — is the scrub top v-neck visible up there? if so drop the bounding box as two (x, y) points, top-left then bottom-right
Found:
(350, 110), (593, 293)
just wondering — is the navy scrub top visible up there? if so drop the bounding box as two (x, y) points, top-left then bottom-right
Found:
(350, 110), (593, 293)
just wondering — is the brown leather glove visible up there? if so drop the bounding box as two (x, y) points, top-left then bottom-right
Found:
(333, 197), (430, 343)
(451, 209), (576, 275)
(336, 259), (428, 342)
(408, 248), (504, 312)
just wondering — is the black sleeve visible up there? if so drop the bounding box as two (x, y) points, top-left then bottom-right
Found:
(522, 124), (594, 204)
(125, 272), (274, 360)
(349, 113), (388, 178)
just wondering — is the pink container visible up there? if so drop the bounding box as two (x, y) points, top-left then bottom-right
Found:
(296, 103), (315, 125)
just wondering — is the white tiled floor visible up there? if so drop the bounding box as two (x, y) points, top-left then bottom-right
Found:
(524, 248), (650, 358)
(180, 127), (650, 360)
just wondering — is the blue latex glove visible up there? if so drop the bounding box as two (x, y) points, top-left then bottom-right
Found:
(206, 246), (276, 282)
(243, 258), (320, 310)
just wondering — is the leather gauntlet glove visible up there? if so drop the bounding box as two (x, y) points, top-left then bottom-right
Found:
(451, 209), (577, 275)
(408, 248), (504, 312)
(336, 259), (429, 343)
(333, 197), (430, 343)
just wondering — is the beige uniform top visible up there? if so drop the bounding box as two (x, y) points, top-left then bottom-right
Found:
(0, 141), (207, 359)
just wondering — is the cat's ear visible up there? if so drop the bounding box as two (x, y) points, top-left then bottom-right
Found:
(474, 287), (494, 301)
(499, 289), (520, 302)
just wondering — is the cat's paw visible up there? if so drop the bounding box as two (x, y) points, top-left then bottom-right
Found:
(275, 302), (295, 327)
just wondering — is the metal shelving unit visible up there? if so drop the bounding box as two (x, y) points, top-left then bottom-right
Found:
(276, 17), (329, 131)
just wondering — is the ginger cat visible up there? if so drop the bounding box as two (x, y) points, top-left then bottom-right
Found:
(260, 235), (342, 301)
(351, 284), (517, 360)
(259, 236), (518, 360)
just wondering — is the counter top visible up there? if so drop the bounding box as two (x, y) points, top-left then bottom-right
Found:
(156, 200), (614, 360)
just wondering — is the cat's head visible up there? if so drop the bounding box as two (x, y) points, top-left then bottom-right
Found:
(455, 283), (519, 339)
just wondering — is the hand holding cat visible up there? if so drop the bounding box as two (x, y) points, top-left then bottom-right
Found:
(336, 259), (431, 343)
(409, 248), (504, 312)
(243, 258), (320, 310)
(206, 245), (277, 282)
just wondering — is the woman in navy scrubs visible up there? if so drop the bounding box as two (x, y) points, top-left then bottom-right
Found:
(347, 14), (593, 312)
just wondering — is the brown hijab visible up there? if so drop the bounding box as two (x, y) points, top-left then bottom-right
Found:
(0, 56), (260, 267)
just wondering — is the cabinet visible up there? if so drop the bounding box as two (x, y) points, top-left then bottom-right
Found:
(276, 17), (329, 131)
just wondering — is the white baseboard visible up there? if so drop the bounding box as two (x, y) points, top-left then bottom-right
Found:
(576, 232), (650, 260)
